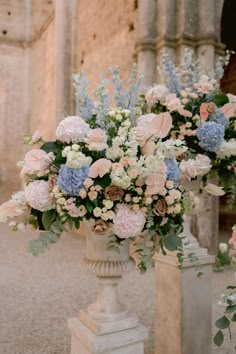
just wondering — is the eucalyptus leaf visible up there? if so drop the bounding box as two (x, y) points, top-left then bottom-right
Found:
(42, 210), (56, 230)
(213, 330), (224, 347)
(215, 316), (230, 329)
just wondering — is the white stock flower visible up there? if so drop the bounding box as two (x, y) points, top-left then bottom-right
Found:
(66, 151), (92, 169)
(159, 139), (188, 158)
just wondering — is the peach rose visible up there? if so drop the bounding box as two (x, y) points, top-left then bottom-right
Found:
(0, 200), (24, 222)
(92, 220), (109, 235)
(88, 159), (112, 178)
(104, 185), (124, 201)
(87, 128), (107, 151)
(145, 173), (166, 195)
(153, 200), (167, 216)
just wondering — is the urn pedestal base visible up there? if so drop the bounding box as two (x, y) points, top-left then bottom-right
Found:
(68, 318), (148, 354)
(68, 223), (148, 354)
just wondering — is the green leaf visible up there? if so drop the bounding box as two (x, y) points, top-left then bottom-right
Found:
(214, 93), (229, 106)
(50, 221), (64, 235)
(214, 330), (224, 347)
(85, 201), (94, 214)
(164, 234), (182, 251)
(95, 174), (111, 188)
(231, 313), (236, 322)
(40, 141), (58, 153)
(225, 305), (236, 314)
(74, 218), (80, 229)
(42, 210), (56, 230)
(215, 316), (230, 329)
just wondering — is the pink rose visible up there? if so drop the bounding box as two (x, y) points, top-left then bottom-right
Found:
(88, 159), (112, 178)
(145, 173), (166, 195)
(87, 128), (107, 151)
(32, 130), (42, 143)
(24, 149), (52, 172)
(0, 200), (24, 222)
(149, 112), (173, 139)
(88, 190), (98, 201)
(220, 103), (236, 119)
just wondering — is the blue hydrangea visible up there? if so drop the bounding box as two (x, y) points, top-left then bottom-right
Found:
(165, 159), (181, 183)
(196, 122), (225, 152)
(209, 108), (229, 128)
(58, 165), (89, 196)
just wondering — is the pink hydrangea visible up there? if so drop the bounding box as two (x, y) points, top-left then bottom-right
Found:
(25, 180), (55, 211)
(112, 204), (146, 239)
(56, 116), (90, 143)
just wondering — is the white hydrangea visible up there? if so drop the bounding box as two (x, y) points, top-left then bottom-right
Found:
(66, 150), (92, 169)
(56, 116), (90, 144)
(145, 84), (169, 106)
(25, 180), (55, 212)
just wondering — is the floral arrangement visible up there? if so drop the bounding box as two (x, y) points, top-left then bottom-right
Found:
(0, 67), (201, 271)
(142, 50), (236, 207)
(214, 226), (236, 347)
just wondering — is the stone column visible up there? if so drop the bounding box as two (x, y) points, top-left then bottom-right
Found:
(55, 0), (78, 124)
(137, 0), (157, 90)
(155, 219), (215, 354)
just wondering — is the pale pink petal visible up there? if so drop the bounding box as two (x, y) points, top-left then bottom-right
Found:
(0, 200), (23, 222)
(220, 103), (236, 119)
(88, 159), (112, 178)
(141, 140), (156, 156)
(149, 112), (173, 139)
(229, 230), (236, 249)
(204, 183), (225, 196)
(177, 108), (193, 118)
(200, 103), (209, 121)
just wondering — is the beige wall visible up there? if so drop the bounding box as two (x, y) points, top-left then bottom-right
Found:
(77, 0), (138, 92)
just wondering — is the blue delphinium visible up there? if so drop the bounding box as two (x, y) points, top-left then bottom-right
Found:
(208, 108), (229, 128)
(165, 159), (181, 183)
(196, 122), (225, 152)
(73, 72), (94, 119)
(58, 165), (89, 196)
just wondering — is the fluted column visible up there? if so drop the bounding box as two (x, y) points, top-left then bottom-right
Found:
(137, 0), (157, 89)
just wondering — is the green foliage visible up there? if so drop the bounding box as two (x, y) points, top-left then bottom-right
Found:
(215, 316), (230, 330)
(28, 220), (66, 256)
(214, 330), (224, 347)
(164, 234), (182, 251)
(214, 93), (229, 106)
(40, 141), (58, 154)
(42, 210), (57, 230)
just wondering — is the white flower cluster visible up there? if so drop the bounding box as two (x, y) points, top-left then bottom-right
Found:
(111, 164), (131, 189)
(62, 145), (92, 169)
(159, 139), (188, 158)
(93, 200), (115, 221)
(216, 140), (236, 159)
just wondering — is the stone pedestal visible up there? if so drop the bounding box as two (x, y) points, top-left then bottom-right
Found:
(68, 318), (147, 354)
(68, 222), (148, 354)
(155, 218), (215, 354)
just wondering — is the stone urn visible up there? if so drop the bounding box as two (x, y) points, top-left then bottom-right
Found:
(68, 220), (148, 354)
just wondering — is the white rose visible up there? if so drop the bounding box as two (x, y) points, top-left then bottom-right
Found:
(219, 243), (228, 254)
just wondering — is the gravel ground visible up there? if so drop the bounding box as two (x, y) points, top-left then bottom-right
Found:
(0, 223), (235, 354)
